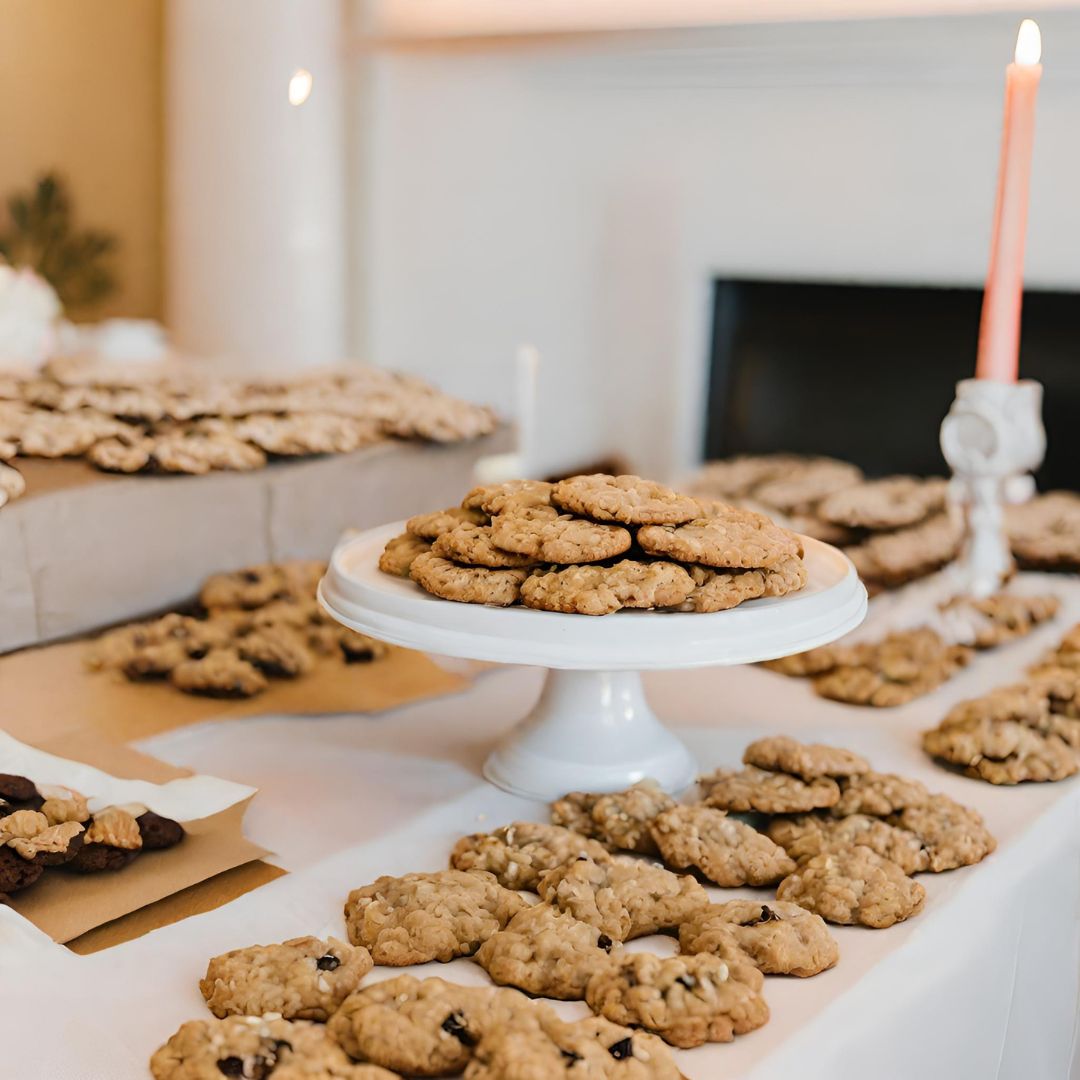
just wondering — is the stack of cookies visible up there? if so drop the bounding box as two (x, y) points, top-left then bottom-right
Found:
(700, 736), (994, 912)
(150, 734), (996, 1076)
(691, 454), (963, 594)
(87, 559), (386, 699)
(0, 364), (496, 489)
(923, 620), (1080, 784)
(766, 592), (1060, 708)
(380, 474), (808, 615)
(0, 773), (185, 899)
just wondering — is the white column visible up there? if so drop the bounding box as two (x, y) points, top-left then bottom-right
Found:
(165, 0), (346, 371)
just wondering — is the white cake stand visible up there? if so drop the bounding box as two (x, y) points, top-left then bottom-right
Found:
(319, 523), (867, 799)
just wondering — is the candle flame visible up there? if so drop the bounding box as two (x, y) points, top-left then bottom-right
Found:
(288, 68), (313, 107)
(1014, 19), (1041, 66)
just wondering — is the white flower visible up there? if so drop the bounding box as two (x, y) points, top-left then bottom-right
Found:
(0, 262), (62, 369)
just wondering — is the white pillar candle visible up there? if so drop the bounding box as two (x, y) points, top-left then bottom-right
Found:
(165, 0), (346, 371)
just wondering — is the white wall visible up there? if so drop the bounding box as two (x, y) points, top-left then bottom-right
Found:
(0, 0), (163, 320)
(358, 12), (1080, 478)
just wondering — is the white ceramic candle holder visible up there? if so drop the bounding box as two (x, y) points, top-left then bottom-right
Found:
(939, 378), (1045, 599)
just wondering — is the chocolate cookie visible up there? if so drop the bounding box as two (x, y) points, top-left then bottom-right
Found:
(67, 807), (143, 874)
(0, 775), (39, 804)
(137, 811), (186, 851)
(0, 847), (44, 893)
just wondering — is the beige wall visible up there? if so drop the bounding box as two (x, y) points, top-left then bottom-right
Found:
(0, 0), (163, 319)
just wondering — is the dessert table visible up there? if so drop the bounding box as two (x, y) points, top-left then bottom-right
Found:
(2, 574), (1079, 1079)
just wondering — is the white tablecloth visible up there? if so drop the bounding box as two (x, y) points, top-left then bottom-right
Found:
(2, 576), (1080, 1079)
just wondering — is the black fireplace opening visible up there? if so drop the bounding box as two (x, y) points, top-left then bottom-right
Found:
(704, 279), (1080, 491)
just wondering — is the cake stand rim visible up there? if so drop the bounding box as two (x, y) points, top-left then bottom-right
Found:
(318, 521), (868, 671)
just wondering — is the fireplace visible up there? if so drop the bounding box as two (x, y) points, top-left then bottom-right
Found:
(704, 279), (1080, 490)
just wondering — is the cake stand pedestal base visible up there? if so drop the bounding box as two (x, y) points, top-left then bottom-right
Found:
(482, 668), (696, 800)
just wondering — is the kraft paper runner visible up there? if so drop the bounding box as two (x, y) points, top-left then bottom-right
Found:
(1, 736), (272, 946)
(0, 637), (472, 950)
(0, 638), (472, 745)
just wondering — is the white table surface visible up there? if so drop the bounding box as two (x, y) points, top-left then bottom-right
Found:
(2, 575), (1080, 1080)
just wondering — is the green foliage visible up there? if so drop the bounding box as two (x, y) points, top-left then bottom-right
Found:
(0, 172), (118, 313)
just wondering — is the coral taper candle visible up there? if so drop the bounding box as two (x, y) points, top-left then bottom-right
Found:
(975, 19), (1042, 382)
